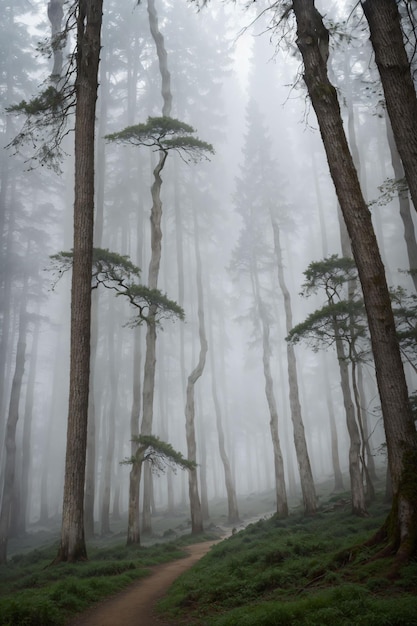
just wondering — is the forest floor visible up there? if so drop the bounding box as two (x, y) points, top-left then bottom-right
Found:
(65, 539), (220, 626)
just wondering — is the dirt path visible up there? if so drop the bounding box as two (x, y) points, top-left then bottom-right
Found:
(66, 540), (220, 626)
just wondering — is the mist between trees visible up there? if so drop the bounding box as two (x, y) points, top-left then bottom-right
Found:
(0, 0), (417, 565)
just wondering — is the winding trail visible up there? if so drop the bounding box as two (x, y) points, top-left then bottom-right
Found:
(66, 540), (220, 626)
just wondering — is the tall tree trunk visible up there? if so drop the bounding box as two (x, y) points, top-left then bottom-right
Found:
(100, 306), (119, 536)
(84, 49), (110, 540)
(19, 308), (41, 535)
(126, 175), (144, 545)
(314, 161), (345, 493)
(271, 217), (317, 515)
(258, 300), (288, 518)
(198, 410), (210, 522)
(323, 358), (345, 492)
(385, 115), (417, 290)
(351, 356), (375, 504)
(0, 288), (28, 563)
(47, 0), (65, 81)
(54, 0), (103, 563)
(334, 333), (367, 516)
(292, 0), (417, 560)
(137, 0), (173, 537)
(361, 0), (417, 215)
(207, 299), (240, 524)
(205, 274), (240, 523)
(185, 206), (207, 534)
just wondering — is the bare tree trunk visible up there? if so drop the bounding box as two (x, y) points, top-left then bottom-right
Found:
(334, 334), (367, 516)
(361, 0), (417, 215)
(19, 307), (41, 534)
(271, 218), (317, 515)
(100, 307), (119, 535)
(358, 363), (377, 482)
(126, 181), (144, 544)
(314, 154), (345, 493)
(54, 0), (103, 563)
(135, 0), (173, 537)
(185, 206), (207, 534)
(198, 412), (210, 522)
(47, 0), (65, 81)
(84, 50), (110, 540)
(292, 0), (417, 559)
(0, 290), (28, 562)
(351, 357), (375, 504)
(320, 353), (345, 492)
(385, 115), (417, 290)
(205, 276), (240, 524)
(258, 301), (288, 518)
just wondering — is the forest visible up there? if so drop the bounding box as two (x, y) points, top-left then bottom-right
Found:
(1, 0), (417, 623)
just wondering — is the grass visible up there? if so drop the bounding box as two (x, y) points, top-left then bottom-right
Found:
(0, 530), (218, 626)
(2, 489), (417, 626)
(157, 498), (417, 625)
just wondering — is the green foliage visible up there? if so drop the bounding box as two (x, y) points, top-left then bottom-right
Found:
(0, 537), (190, 625)
(287, 299), (368, 353)
(6, 81), (75, 172)
(287, 255), (371, 356)
(0, 595), (62, 626)
(159, 500), (417, 625)
(7, 86), (65, 116)
(105, 116), (195, 142)
(301, 255), (358, 299)
(49, 248), (184, 325)
(122, 434), (195, 474)
(123, 285), (185, 325)
(105, 116), (214, 161)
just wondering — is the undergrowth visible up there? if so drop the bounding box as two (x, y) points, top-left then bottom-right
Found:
(158, 500), (417, 625)
(0, 536), (206, 625)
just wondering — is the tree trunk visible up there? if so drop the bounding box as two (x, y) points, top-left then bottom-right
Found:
(315, 169), (345, 493)
(335, 334), (367, 516)
(19, 307), (41, 534)
(206, 276), (240, 524)
(199, 414), (210, 522)
(0, 294), (28, 563)
(385, 115), (417, 290)
(100, 309), (119, 536)
(292, 0), (417, 559)
(185, 205), (207, 535)
(54, 0), (103, 563)
(351, 356), (375, 504)
(126, 183), (144, 544)
(84, 53), (109, 540)
(271, 217), (317, 515)
(259, 301), (288, 518)
(47, 0), (65, 81)
(361, 0), (417, 215)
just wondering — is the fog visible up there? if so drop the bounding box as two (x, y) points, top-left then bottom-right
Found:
(1, 0), (416, 548)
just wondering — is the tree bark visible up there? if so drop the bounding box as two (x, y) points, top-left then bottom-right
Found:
(258, 300), (288, 518)
(271, 217), (317, 515)
(385, 114), (417, 290)
(136, 0), (172, 535)
(19, 307), (41, 535)
(100, 308), (119, 536)
(47, 0), (65, 81)
(185, 206), (207, 535)
(292, 0), (417, 559)
(334, 331), (367, 517)
(0, 293), (28, 563)
(361, 0), (417, 215)
(54, 0), (103, 563)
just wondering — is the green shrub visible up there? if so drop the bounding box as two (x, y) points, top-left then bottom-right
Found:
(0, 596), (62, 626)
